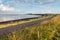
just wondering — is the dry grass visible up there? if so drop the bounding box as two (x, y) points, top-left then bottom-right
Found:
(0, 14), (59, 40)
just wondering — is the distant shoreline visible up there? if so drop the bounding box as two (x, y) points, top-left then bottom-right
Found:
(0, 17), (39, 24)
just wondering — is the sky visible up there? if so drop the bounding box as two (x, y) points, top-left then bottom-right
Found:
(0, 0), (60, 14)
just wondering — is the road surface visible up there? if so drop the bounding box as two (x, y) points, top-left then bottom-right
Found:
(0, 16), (54, 36)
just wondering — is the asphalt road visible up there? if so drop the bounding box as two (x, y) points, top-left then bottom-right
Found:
(0, 16), (54, 36)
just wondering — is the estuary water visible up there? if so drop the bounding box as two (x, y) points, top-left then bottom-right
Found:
(0, 14), (40, 22)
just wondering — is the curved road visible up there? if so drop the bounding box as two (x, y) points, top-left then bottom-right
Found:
(0, 16), (54, 36)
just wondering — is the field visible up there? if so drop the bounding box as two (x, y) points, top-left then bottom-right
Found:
(0, 15), (60, 40)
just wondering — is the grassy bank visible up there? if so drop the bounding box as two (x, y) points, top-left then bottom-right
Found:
(0, 15), (59, 40)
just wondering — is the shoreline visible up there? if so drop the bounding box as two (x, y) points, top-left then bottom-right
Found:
(0, 17), (39, 24)
(0, 15), (52, 29)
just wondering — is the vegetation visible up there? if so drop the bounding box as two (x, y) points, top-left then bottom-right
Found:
(0, 15), (60, 40)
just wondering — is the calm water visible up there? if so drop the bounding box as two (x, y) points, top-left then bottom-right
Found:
(0, 14), (40, 22)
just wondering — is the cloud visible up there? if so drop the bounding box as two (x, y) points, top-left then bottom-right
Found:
(0, 0), (60, 14)
(0, 0), (16, 12)
(0, 0), (2, 3)
(0, 4), (15, 12)
(39, 5), (60, 13)
(3, 0), (56, 7)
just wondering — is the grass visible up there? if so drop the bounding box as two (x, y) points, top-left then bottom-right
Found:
(52, 15), (60, 40)
(0, 14), (59, 40)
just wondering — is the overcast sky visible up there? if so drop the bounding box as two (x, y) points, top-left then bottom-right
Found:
(0, 0), (60, 14)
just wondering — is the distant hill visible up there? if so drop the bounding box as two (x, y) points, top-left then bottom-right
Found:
(26, 13), (49, 16)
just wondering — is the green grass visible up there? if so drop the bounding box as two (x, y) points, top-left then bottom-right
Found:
(0, 15), (59, 40)
(52, 24), (60, 40)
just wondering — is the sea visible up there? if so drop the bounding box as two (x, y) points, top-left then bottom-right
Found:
(0, 14), (40, 22)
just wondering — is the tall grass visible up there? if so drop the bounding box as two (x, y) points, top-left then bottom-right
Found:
(0, 15), (60, 40)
